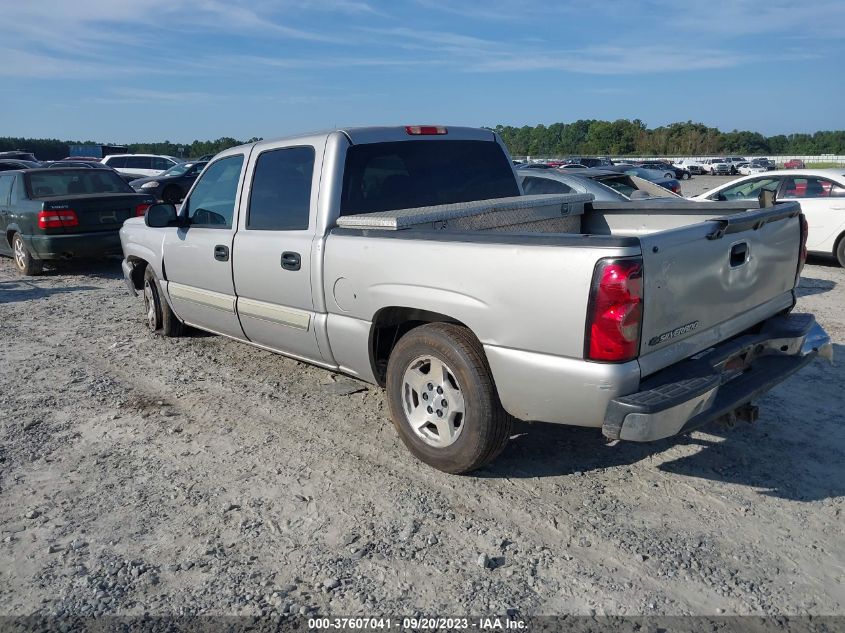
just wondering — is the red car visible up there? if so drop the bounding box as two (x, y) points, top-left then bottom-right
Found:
(784, 159), (805, 169)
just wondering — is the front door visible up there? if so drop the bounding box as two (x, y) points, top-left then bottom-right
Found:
(162, 153), (247, 338)
(232, 144), (324, 362)
(778, 176), (845, 251)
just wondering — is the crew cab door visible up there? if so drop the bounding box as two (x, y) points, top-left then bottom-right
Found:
(232, 143), (324, 362)
(162, 153), (246, 338)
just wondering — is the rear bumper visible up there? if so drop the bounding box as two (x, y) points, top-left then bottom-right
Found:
(603, 313), (832, 442)
(25, 231), (122, 260)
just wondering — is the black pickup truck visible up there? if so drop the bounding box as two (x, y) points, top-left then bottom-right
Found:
(0, 168), (156, 275)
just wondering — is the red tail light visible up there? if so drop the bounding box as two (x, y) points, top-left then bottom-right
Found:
(38, 209), (78, 229)
(585, 258), (644, 362)
(405, 125), (448, 135)
(135, 203), (151, 217)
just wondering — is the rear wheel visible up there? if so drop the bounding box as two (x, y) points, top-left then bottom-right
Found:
(386, 323), (512, 474)
(162, 185), (182, 204)
(12, 233), (42, 275)
(836, 235), (845, 267)
(143, 266), (184, 336)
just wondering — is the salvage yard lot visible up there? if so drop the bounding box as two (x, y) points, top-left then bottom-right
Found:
(0, 251), (843, 617)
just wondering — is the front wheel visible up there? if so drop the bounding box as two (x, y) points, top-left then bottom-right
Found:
(386, 323), (512, 474)
(143, 266), (184, 336)
(836, 236), (845, 267)
(12, 233), (42, 275)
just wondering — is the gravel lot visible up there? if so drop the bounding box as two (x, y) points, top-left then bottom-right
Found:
(0, 244), (843, 619)
(680, 175), (737, 198)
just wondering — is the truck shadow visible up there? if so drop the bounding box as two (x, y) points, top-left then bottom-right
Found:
(39, 258), (124, 280)
(796, 276), (836, 297)
(0, 279), (99, 304)
(482, 352), (844, 503)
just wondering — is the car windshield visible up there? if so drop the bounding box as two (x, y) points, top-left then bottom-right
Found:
(26, 170), (134, 198)
(340, 140), (519, 215)
(594, 175), (638, 197)
(161, 162), (197, 177)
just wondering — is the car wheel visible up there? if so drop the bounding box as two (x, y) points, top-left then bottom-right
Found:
(664, 172), (673, 179)
(386, 322), (512, 474)
(11, 233), (43, 275)
(683, 172), (691, 180)
(143, 266), (184, 336)
(836, 236), (845, 268)
(162, 185), (182, 204)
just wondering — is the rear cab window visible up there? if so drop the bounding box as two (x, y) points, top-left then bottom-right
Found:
(25, 171), (134, 198)
(340, 140), (518, 215)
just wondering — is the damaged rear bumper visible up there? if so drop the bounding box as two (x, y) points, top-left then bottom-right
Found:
(603, 313), (832, 442)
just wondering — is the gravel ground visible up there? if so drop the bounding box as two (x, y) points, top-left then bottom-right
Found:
(0, 250), (843, 620)
(679, 175), (736, 198)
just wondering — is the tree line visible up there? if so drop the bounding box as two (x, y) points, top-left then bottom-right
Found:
(492, 120), (845, 157)
(4, 121), (845, 161)
(0, 137), (259, 161)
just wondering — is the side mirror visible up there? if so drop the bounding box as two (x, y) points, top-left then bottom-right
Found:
(145, 203), (179, 228)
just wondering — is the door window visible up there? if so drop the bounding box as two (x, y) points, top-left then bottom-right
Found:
(152, 157), (175, 171)
(521, 176), (574, 195)
(0, 174), (13, 204)
(247, 146), (315, 231)
(711, 177), (779, 200)
(125, 156), (152, 170)
(184, 155), (244, 228)
(779, 177), (839, 199)
(106, 156), (127, 168)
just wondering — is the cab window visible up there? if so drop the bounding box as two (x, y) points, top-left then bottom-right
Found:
(779, 177), (838, 199)
(521, 176), (574, 195)
(184, 155), (244, 228)
(247, 146), (315, 231)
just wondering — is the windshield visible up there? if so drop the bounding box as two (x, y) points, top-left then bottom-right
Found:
(161, 162), (200, 177)
(594, 175), (638, 197)
(340, 140), (518, 215)
(26, 170), (134, 198)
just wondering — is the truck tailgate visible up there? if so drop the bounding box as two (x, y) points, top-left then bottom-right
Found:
(637, 203), (802, 376)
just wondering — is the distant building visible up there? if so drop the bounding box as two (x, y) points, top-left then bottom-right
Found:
(68, 144), (128, 159)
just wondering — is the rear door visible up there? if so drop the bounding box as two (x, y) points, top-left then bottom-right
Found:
(232, 143), (324, 362)
(162, 153), (247, 338)
(637, 205), (801, 374)
(777, 176), (845, 251)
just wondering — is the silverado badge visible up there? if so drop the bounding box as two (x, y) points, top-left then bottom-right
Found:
(649, 321), (699, 346)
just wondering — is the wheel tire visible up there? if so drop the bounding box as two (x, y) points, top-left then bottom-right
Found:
(683, 172), (691, 180)
(162, 185), (182, 204)
(142, 266), (184, 337)
(11, 233), (43, 275)
(664, 172), (673, 179)
(836, 236), (845, 268)
(386, 322), (512, 474)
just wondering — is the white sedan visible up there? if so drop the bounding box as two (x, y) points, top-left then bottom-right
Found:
(738, 164), (769, 176)
(693, 169), (845, 265)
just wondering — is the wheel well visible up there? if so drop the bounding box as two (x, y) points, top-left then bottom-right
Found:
(127, 257), (149, 290)
(834, 231), (845, 257)
(369, 307), (469, 386)
(6, 229), (16, 247)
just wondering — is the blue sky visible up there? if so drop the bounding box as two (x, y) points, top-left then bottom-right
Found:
(2, 0), (843, 143)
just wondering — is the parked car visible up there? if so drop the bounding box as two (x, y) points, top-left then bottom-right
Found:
(0, 159), (41, 171)
(693, 169), (845, 265)
(42, 160), (147, 184)
(129, 161), (208, 203)
(101, 154), (182, 177)
(0, 150), (38, 162)
(639, 161), (691, 180)
(738, 163), (769, 176)
(701, 158), (732, 175)
(0, 168), (156, 274)
(605, 165), (683, 194)
(784, 159), (806, 169)
(724, 157), (747, 174)
(752, 158), (777, 170)
(523, 168), (677, 200)
(676, 159), (707, 175)
(118, 125), (829, 473)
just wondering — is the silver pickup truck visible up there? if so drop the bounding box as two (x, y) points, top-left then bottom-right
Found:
(119, 125), (831, 473)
